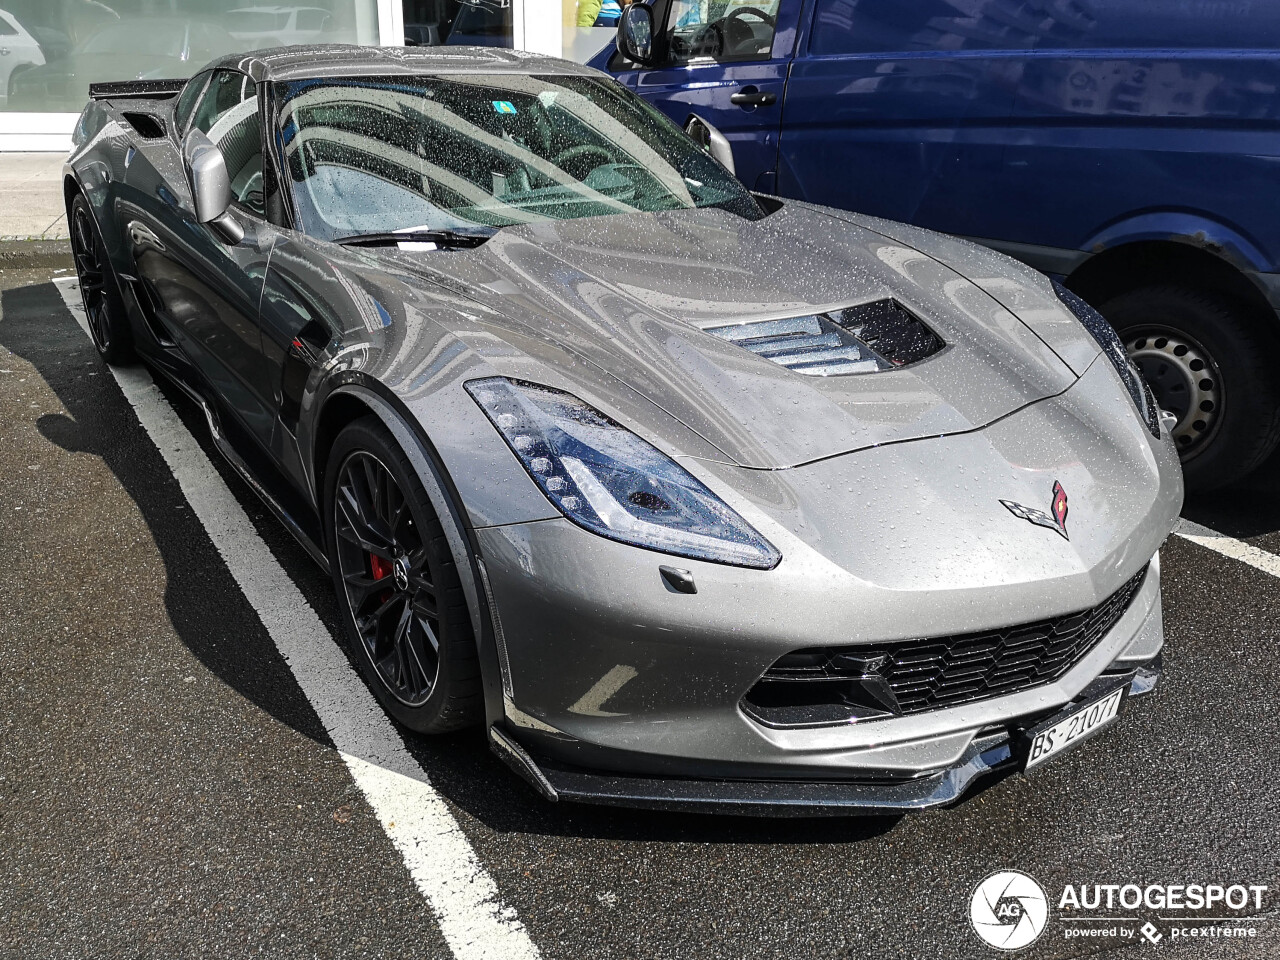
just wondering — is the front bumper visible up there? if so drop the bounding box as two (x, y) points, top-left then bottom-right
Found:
(477, 498), (1170, 779)
(472, 367), (1181, 811)
(480, 515), (1167, 800)
(490, 658), (1162, 816)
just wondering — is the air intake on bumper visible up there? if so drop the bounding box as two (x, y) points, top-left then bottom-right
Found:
(743, 565), (1150, 727)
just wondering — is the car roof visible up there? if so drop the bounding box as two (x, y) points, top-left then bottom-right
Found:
(206, 44), (600, 83)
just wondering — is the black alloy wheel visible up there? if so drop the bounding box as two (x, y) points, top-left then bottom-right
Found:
(334, 449), (441, 706)
(68, 193), (133, 364)
(326, 418), (482, 732)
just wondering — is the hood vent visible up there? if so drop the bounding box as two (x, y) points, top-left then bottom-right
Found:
(705, 298), (944, 377)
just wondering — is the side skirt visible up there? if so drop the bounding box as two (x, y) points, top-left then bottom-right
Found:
(148, 363), (330, 573)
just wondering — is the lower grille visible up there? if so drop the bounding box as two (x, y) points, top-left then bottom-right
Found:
(743, 565), (1149, 727)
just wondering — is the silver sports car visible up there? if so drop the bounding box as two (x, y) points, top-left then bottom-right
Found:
(65, 45), (1183, 814)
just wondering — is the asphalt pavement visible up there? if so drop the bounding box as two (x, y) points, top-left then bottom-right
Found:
(1, 270), (1277, 960)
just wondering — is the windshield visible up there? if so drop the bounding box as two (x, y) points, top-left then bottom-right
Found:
(274, 73), (762, 241)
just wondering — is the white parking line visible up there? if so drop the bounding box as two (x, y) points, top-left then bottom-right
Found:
(1175, 518), (1280, 580)
(54, 279), (541, 960)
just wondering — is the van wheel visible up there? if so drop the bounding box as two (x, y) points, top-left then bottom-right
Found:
(1100, 284), (1280, 490)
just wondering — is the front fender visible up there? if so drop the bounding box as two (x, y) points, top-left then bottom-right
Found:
(309, 365), (558, 533)
(323, 382), (513, 726)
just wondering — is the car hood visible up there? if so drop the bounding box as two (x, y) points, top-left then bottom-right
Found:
(370, 202), (1088, 470)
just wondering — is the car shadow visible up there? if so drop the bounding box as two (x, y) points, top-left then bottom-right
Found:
(1181, 445), (1280, 540)
(1, 281), (332, 748)
(1, 279), (908, 846)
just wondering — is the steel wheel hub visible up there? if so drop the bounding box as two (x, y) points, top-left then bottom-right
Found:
(1124, 326), (1222, 457)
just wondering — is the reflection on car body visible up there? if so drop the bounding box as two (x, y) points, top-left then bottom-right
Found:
(64, 44), (1182, 815)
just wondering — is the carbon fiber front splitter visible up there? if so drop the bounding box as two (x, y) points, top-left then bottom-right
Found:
(489, 659), (1161, 818)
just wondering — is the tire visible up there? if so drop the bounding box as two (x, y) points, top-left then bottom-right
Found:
(7, 65), (32, 102)
(324, 416), (483, 733)
(1100, 284), (1280, 491)
(68, 192), (135, 365)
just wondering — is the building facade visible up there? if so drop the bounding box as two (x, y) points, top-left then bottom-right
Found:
(0, 0), (571, 150)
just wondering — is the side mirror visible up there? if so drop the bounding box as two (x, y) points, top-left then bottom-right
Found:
(684, 114), (735, 176)
(181, 129), (244, 245)
(617, 4), (655, 65)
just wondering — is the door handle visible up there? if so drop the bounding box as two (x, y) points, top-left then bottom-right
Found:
(730, 89), (776, 107)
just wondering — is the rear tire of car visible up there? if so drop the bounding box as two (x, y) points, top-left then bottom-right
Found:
(68, 192), (135, 366)
(324, 416), (483, 734)
(7, 65), (33, 102)
(1100, 284), (1280, 491)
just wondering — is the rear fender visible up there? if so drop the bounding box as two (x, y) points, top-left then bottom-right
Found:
(1084, 211), (1273, 276)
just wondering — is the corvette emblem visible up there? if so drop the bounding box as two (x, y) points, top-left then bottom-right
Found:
(1000, 481), (1070, 540)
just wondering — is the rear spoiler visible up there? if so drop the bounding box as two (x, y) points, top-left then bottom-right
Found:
(88, 79), (186, 101)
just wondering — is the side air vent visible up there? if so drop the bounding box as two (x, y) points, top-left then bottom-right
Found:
(704, 299), (944, 377)
(122, 112), (166, 139)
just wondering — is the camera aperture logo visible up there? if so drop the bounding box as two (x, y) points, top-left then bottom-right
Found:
(971, 871), (1050, 950)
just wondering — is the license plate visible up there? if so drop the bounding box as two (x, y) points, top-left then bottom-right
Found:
(1024, 684), (1128, 771)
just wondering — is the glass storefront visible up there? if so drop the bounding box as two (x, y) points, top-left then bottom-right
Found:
(404, 0), (513, 48)
(0, 0), (379, 114)
(0, 0), (521, 119)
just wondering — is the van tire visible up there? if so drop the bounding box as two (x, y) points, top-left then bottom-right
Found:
(1099, 284), (1280, 491)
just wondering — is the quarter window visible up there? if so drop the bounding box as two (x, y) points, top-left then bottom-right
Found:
(174, 72), (210, 139)
(191, 71), (265, 216)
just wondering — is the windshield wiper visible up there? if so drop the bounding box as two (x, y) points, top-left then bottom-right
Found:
(333, 227), (497, 249)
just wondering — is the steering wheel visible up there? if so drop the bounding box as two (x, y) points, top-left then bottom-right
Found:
(552, 143), (615, 178)
(723, 5), (777, 27)
(707, 7), (776, 59)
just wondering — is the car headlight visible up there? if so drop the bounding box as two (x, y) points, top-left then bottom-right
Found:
(1053, 280), (1161, 439)
(466, 378), (781, 570)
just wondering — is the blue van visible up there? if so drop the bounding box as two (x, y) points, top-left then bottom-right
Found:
(595, 0), (1280, 489)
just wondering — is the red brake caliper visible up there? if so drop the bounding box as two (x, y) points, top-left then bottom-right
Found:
(369, 554), (393, 603)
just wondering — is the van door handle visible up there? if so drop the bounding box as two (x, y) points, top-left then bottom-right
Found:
(730, 89), (776, 107)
